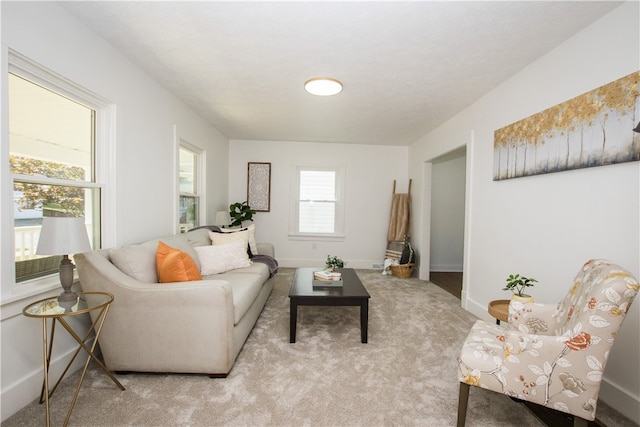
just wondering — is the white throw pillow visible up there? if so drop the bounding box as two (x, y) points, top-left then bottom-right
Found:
(246, 224), (258, 255)
(217, 224), (258, 256)
(194, 239), (252, 275)
(208, 228), (249, 248)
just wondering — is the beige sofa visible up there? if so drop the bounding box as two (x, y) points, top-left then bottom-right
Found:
(75, 227), (277, 377)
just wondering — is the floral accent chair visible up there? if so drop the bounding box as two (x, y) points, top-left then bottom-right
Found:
(457, 259), (638, 427)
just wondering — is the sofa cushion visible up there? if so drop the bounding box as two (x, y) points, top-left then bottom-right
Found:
(213, 263), (270, 324)
(247, 224), (257, 255)
(110, 244), (158, 283)
(156, 241), (202, 283)
(184, 228), (211, 248)
(217, 224), (258, 256)
(216, 261), (270, 281)
(209, 228), (249, 247)
(210, 266), (268, 325)
(194, 239), (252, 275)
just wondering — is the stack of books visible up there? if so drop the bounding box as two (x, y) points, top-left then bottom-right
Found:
(312, 269), (343, 288)
(314, 270), (342, 281)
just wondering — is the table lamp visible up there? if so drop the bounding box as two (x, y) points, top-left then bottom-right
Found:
(36, 217), (92, 302)
(215, 210), (230, 228)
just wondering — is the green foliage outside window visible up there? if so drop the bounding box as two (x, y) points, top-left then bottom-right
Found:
(11, 155), (86, 216)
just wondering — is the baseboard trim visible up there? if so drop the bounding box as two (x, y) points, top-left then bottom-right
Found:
(429, 265), (463, 272)
(0, 337), (95, 422)
(598, 376), (640, 422)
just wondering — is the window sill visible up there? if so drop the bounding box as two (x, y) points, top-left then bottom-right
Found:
(1, 280), (60, 320)
(1, 273), (75, 308)
(288, 234), (345, 242)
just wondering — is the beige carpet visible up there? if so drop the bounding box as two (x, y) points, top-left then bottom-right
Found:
(5, 269), (636, 426)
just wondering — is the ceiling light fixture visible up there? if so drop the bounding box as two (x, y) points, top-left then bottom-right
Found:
(304, 77), (343, 96)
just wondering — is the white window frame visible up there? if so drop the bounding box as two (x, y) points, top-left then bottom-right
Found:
(1, 49), (115, 304)
(289, 165), (346, 241)
(176, 137), (205, 233)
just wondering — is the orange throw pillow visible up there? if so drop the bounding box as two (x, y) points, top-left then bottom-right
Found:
(156, 241), (202, 283)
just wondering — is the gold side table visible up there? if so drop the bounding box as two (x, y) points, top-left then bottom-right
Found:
(23, 291), (125, 427)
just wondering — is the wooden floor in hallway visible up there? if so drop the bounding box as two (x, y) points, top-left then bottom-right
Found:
(429, 271), (462, 299)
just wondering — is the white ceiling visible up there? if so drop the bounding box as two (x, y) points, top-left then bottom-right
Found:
(60, 1), (622, 146)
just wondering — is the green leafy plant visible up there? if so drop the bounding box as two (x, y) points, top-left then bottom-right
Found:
(325, 255), (345, 270)
(229, 201), (256, 227)
(503, 274), (537, 297)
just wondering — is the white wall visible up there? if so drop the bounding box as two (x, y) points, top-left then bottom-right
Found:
(1, 2), (229, 421)
(409, 2), (639, 420)
(430, 155), (465, 272)
(229, 140), (409, 269)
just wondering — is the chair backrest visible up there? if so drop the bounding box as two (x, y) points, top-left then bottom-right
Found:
(552, 259), (638, 355)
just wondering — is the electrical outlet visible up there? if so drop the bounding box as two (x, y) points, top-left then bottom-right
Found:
(312, 243), (317, 250)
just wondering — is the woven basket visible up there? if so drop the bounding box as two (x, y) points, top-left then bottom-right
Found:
(390, 263), (415, 278)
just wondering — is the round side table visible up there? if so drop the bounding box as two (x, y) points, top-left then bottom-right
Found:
(488, 299), (510, 325)
(23, 291), (125, 427)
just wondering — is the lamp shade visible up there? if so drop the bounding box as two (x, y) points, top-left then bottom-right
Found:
(36, 217), (92, 255)
(215, 211), (231, 227)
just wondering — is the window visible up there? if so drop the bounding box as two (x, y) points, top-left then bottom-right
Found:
(5, 50), (112, 295)
(291, 166), (345, 238)
(178, 143), (203, 233)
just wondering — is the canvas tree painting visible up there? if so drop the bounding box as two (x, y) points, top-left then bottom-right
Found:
(494, 71), (640, 180)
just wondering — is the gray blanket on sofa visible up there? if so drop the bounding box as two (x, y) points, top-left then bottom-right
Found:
(251, 254), (279, 277)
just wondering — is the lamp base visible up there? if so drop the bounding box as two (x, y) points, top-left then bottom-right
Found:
(58, 256), (77, 303)
(58, 290), (78, 303)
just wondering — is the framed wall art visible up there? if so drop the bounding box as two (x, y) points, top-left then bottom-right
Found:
(494, 71), (639, 180)
(247, 162), (271, 212)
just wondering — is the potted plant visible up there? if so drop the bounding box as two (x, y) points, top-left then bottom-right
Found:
(325, 255), (345, 271)
(503, 273), (537, 302)
(229, 201), (256, 227)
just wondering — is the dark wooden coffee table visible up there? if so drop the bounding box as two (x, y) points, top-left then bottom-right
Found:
(289, 267), (371, 343)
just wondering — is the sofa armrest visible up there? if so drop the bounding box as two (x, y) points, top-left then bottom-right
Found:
(257, 242), (275, 258)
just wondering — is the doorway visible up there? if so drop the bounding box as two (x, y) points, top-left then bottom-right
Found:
(428, 147), (466, 300)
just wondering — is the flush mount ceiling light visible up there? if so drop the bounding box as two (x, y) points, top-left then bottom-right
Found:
(304, 77), (343, 96)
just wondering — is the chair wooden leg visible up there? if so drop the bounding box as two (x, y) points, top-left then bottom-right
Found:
(573, 416), (589, 427)
(457, 382), (470, 427)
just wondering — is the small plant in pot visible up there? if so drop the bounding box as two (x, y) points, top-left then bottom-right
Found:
(503, 274), (537, 302)
(229, 201), (256, 227)
(325, 255), (345, 271)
